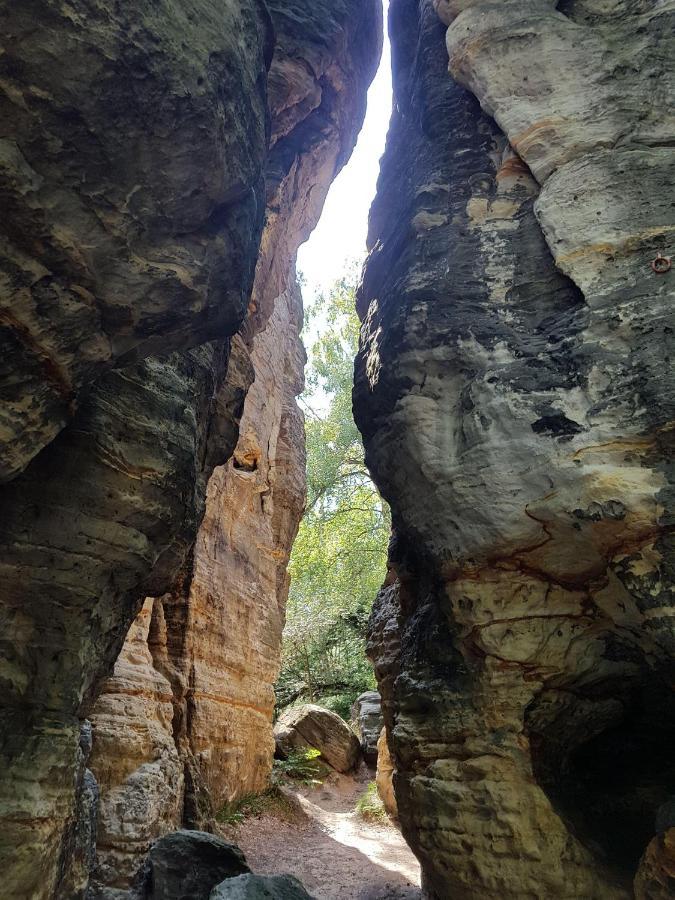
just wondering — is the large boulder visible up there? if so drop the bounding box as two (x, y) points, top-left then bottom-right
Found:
(137, 830), (249, 900)
(375, 728), (397, 818)
(274, 705), (361, 773)
(353, 691), (383, 766)
(210, 874), (315, 899)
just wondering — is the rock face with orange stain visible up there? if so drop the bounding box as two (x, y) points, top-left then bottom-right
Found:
(85, 3), (382, 897)
(357, 1), (674, 898)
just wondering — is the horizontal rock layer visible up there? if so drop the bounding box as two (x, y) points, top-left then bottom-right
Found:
(357, 0), (674, 897)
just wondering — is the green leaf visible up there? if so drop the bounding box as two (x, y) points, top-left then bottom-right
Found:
(277, 262), (390, 713)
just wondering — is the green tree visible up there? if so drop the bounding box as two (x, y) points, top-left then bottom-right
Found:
(276, 267), (390, 719)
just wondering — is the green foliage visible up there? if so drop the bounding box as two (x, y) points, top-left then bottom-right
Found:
(272, 747), (325, 785)
(216, 786), (300, 826)
(216, 792), (263, 826)
(355, 781), (387, 822)
(277, 264), (390, 712)
(318, 693), (359, 722)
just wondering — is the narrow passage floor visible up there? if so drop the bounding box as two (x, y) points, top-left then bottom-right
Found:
(233, 767), (422, 900)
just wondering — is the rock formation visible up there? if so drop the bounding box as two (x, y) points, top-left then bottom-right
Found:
(87, 599), (185, 896)
(274, 704), (361, 774)
(109, 830), (315, 900)
(0, 0), (273, 484)
(353, 691), (384, 766)
(0, 1), (381, 898)
(133, 830), (249, 900)
(375, 728), (397, 819)
(357, 1), (674, 898)
(210, 873), (315, 900)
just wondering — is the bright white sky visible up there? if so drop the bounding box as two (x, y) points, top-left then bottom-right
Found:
(297, 2), (392, 305)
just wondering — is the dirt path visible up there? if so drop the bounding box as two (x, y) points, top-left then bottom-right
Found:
(233, 767), (422, 900)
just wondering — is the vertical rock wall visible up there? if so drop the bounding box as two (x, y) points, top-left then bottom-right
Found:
(0, 1), (381, 898)
(356, 1), (674, 897)
(0, 0), (272, 482)
(0, 0), (269, 879)
(86, 2), (382, 896)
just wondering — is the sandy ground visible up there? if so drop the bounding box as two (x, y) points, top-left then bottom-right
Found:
(232, 766), (422, 900)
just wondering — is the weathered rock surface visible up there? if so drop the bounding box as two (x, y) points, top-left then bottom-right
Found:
(210, 874), (315, 900)
(357, 1), (674, 898)
(135, 830), (249, 900)
(275, 704), (361, 773)
(0, 0), (272, 483)
(0, 334), (250, 900)
(0, 1), (381, 898)
(55, 721), (100, 900)
(635, 829), (675, 900)
(88, 599), (185, 894)
(375, 728), (397, 819)
(0, 4), (267, 893)
(353, 691), (384, 766)
(81, 2), (381, 896)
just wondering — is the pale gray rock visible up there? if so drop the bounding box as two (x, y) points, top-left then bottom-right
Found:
(354, 691), (383, 766)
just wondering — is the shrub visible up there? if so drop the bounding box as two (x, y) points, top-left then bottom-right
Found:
(272, 747), (325, 785)
(319, 692), (357, 722)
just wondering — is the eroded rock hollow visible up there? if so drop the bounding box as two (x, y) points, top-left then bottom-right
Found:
(356, 1), (674, 898)
(0, 2), (381, 897)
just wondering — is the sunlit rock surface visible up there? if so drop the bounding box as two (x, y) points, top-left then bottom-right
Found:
(0, 1), (381, 897)
(375, 728), (397, 819)
(357, 0), (674, 897)
(274, 704), (362, 774)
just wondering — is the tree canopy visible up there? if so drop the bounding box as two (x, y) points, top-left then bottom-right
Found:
(276, 267), (390, 719)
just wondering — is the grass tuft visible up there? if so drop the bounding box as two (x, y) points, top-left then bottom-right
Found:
(355, 781), (387, 823)
(216, 785), (301, 826)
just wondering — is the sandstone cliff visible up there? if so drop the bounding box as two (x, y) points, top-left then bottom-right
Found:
(357, 1), (674, 897)
(0, 2), (381, 898)
(87, 0), (381, 894)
